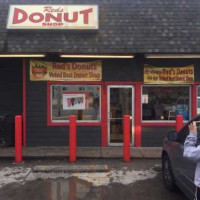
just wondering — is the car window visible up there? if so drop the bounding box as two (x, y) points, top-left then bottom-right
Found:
(178, 120), (200, 144)
(196, 122), (200, 144)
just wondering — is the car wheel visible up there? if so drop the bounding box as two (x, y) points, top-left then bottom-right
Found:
(162, 154), (176, 191)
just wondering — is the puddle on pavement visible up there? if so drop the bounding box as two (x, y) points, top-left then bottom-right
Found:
(0, 177), (107, 200)
(0, 175), (186, 200)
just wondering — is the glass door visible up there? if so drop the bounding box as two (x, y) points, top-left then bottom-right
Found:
(108, 85), (134, 146)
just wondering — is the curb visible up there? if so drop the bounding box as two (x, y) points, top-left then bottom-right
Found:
(0, 147), (162, 159)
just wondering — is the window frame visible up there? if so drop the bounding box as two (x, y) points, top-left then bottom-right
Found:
(47, 81), (103, 126)
(197, 85), (200, 115)
(141, 85), (191, 123)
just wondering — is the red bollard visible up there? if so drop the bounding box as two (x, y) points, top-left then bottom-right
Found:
(15, 115), (22, 163)
(123, 115), (130, 162)
(176, 115), (184, 132)
(69, 115), (77, 162)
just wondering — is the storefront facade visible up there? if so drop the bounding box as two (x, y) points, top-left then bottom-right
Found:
(1, 1), (200, 147)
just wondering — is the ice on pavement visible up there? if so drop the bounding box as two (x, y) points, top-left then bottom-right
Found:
(0, 166), (157, 188)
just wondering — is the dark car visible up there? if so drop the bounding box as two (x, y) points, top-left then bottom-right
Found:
(162, 115), (200, 200)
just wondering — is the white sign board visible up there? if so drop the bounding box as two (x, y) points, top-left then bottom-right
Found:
(63, 93), (86, 110)
(142, 95), (148, 104)
(7, 5), (99, 29)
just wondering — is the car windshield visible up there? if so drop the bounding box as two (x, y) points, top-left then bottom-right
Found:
(189, 116), (200, 137)
(178, 116), (200, 143)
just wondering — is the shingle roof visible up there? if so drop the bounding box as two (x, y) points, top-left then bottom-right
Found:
(1, 0), (200, 54)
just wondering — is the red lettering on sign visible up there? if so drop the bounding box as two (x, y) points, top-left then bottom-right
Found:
(45, 13), (62, 22)
(13, 8), (28, 24)
(64, 12), (78, 23)
(79, 8), (93, 24)
(29, 12), (44, 23)
(11, 7), (95, 25)
(43, 6), (63, 13)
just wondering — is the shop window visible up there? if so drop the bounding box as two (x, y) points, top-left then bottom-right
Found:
(142, 86), (190, 121)
(197, 86), (200, 114)
(51, 85), (101, 122)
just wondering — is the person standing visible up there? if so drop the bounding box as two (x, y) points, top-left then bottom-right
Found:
(183, 121), (200, 200)
(154, 98), (163, 120)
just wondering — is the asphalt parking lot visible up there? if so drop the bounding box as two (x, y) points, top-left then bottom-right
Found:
(0, 158), (187, 200)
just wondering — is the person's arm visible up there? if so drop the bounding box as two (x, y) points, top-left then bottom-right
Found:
(183, 121), (200, 162)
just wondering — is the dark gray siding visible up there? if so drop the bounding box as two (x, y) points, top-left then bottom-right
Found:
(102, 57), (143, 81)
(0, 58), (22, 145)
(26, 126), (101, 147)
(26, 57), (200, 146)
(142, 126), (175, 147)
(26, 60), (102, 146)
(26, 75), (102, 146)
(77, 127), (101, 147)
(0, 58), (22, 115)
(26, 58), (139, 146)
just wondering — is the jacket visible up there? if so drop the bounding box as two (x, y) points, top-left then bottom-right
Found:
(183, 132), (200, 187)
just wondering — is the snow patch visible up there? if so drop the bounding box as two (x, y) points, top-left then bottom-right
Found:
(0, 167), (31, 188)
(0, 166), (157, 188)
(73, 167), (157, 186)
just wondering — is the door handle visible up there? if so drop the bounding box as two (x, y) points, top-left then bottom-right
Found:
(108, 112), (112, 119)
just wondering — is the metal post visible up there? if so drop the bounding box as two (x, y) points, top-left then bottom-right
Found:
(69, 115), (77, 162)
(123, 115), (130, 162)
(15, 115), (22, 163)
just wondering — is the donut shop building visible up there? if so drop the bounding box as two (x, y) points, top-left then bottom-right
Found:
(1, 1), (200, 147)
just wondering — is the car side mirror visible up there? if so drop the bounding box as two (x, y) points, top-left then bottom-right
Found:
(167, 131), (178, 141)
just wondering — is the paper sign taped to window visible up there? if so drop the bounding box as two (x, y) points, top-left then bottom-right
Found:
(63, 93), (86, 110)
(142, 95), (148, 104)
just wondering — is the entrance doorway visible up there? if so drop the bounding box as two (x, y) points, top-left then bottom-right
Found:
(107, 85), (134, 146)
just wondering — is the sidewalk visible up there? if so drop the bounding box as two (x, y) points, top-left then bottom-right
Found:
(0, 147), (162, 158)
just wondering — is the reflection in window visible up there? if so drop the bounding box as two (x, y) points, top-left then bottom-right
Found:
(197, 86), (200, 114)
(142, 86), (190, 121)
(51, 85), (101, 122)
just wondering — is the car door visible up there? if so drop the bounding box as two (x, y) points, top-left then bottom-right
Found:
(172, 124), (196, 197)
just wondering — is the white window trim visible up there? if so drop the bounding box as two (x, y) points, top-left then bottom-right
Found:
(50, 84), (101, 123)
(197, 85), (200, 115)
(141, 85), (191, 123)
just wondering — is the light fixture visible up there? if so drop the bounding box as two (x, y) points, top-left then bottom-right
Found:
(0, 54), (46, 58)
(60, 54), (134, 59)
(145, 54), (200, 59)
